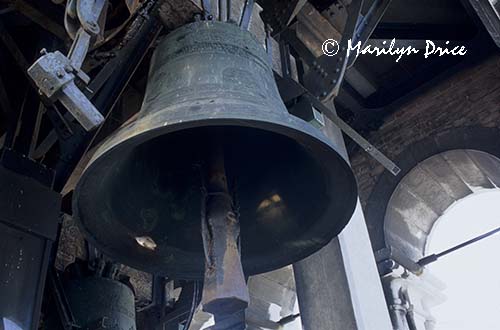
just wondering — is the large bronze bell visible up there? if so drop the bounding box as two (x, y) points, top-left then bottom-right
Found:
(73, 21), (357, 280)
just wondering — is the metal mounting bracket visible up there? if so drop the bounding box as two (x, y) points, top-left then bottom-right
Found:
(27, 0), (107, 131)
(27, 50), (104, 131)
(275, 74), (401, 176)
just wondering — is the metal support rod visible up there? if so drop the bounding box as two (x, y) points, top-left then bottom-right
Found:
(218, 0), (229, 22)
(347, 0), (393, 68)
(418, 225), (500, 266)
(201, 137), (249, 320)
(10, 85), (43, 154)
(315, 99), (401, 176)
(202, 0), (212, 19)
(67, 28), (92, 70)
(275, 73), (400, 175)
(330, 0), (364, 98)
(28, 103), (46, 158)
(265, 24), (273, 66)
(279, 40), (292, 78)
(239, 0), (254, 30)
(32, 129), (58, 159)
(465, 0), (500, 48)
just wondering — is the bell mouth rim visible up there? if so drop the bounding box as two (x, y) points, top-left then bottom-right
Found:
(73, 110), (358, 279)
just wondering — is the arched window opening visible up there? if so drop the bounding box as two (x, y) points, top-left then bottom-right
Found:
(425, 189), (500, 330)
(382, 149), (500, 330)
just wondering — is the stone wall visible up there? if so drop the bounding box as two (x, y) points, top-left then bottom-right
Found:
(350, 54), (500, 205)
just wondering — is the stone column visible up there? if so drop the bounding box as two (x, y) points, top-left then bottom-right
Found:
(294, 111), (393, 330)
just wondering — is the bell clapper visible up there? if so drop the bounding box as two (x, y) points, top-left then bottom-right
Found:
(201, 136), (250, 322)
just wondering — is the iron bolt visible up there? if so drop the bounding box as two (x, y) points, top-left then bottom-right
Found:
(56, 70), (65, 78)
(86, 21), (99, 33)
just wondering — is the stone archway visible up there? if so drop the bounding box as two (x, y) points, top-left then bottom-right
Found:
(380, 148), (500, 330)
(363, 126), (500, 255)
(384, 149), (500, 261)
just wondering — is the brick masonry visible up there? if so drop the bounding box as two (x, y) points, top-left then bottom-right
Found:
(350, 54), (500, 206)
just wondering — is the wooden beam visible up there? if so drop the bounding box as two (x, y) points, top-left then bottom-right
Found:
(0, 73), (13, 116)
(0, 132), (6, 148)
(12, 0), (67, 40)
(0, 20), (30, 72)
